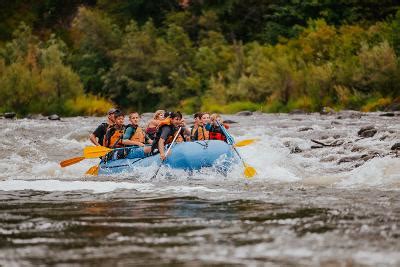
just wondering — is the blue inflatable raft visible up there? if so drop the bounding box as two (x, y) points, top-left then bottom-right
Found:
(98, 140), (237, 175)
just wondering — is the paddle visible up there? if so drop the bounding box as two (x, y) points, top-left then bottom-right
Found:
(83, 146), (113, 158)
(85, 133), (124, 176)
(151, 127), (182, 180)
(60, 146), (113, 168)
(234, 139), (259, 148)
(60, 156), (85, 167)
(217, 121), (257, 179)
(85, 165), (99, 176)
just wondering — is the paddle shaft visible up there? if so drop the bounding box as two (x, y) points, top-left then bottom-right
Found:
(217, 121), (256, 178)
(152, 127), (182, 180)
(217, 120), (241, 161)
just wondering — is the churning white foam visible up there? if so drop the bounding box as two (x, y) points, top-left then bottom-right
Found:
(0, 179), (229, 194)
(337, 157), (400, 188)
(1, 114), (399, 190)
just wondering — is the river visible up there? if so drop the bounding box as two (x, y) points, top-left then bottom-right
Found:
(1, 111), (399, 266)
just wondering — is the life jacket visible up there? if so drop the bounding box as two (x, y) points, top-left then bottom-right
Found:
(156, 118), (184, 143)
(103, 126), (125, 148)
(196, 125), (209, 141)
(165, 128), (184, 144)
(208, 125), (226, 141)
(157, 118), (171, 129)
(190, 125), (198, 141)
(126, 124), (145, 143)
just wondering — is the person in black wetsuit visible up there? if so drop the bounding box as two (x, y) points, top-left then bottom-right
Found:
(151, 111), (186, 161)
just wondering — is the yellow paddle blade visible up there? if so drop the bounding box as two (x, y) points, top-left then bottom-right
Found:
(60, 156), (85, 168)
(85, 165), (99, 176)
(234, 139), (259, 147)
(83, 146), (112, 158)
(243, 164), (257, 179)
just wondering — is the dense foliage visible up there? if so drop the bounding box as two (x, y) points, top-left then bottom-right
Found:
(1, 0), (400, 115)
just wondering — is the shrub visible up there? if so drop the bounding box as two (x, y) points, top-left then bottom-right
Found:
(361, 97), (392, 112)
(201, 99), (261, 114)
(64, 94), (114, 116)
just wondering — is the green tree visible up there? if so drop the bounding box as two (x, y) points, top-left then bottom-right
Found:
(70, 7), (121, 95)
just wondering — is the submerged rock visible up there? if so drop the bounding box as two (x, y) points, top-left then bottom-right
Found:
(320, 155), (336, 162)
(311, 145), (323, 149)
(391, 143), (400, 150)
(4, 112), (16, 119)
(48, 114), (60, 120)
(336, 110), (362, 119)
(26, 114), (46, 120)
(379, 112), (395, 117)
(291, 146), (303, 153)
(236, 111), (253, 116)
(338, 155), (362, 164)
(298, 127), (313, 132)
(223, 119), (238, 124)
(357, 126), (377, 138)
(361, 152), (380, 162)
(289, 109), (307, 115)
(351, 146), (366, 152)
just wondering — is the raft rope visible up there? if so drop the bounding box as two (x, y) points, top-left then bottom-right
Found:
(194, 140), (209, 149)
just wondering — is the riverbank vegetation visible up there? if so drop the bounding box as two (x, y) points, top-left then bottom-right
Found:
(1, 1), (400, 115)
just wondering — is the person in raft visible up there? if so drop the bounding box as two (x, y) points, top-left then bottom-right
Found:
(191, 112), (210, 141)
(145, 109), (165, 140)
(121, 112), (152, 158)
(103, 111), (125, 149)
(205, 113), (230, 142)
(89, 108), (119, 146)
(151, 111), (186, 160)
(190, 112), (201, 141)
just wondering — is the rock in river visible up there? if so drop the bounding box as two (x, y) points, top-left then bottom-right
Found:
(298, 127), (313, 132)
(391, 143), (400, 150)
(4, 112), (16, 119)
(289, 109), (307, 114)
(379, 112), (395, 117)
(223, 120), (238, 124)
(26, 114), (47, 120)
(357, 126), (377, 138)
(48, 114), (61, 120)
(236, 111), (253, 116)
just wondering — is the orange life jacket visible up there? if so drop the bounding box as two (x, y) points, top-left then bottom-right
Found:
(128, 125), (145, 143)
(157, 118), (171, 129)
(196, 125), (209, 140)
(103, 126), (124, 148)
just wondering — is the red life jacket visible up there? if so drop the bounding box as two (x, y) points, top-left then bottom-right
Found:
(209, 131), (225, 141)
(208, 125), (226, 141)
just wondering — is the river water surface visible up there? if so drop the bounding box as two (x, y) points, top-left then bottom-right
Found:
(0, 112), (399, 266)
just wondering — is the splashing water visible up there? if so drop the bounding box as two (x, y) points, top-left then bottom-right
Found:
(0, 112), (399, 266)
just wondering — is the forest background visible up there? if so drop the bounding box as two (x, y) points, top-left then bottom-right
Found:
(1, 0), (400, 116)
